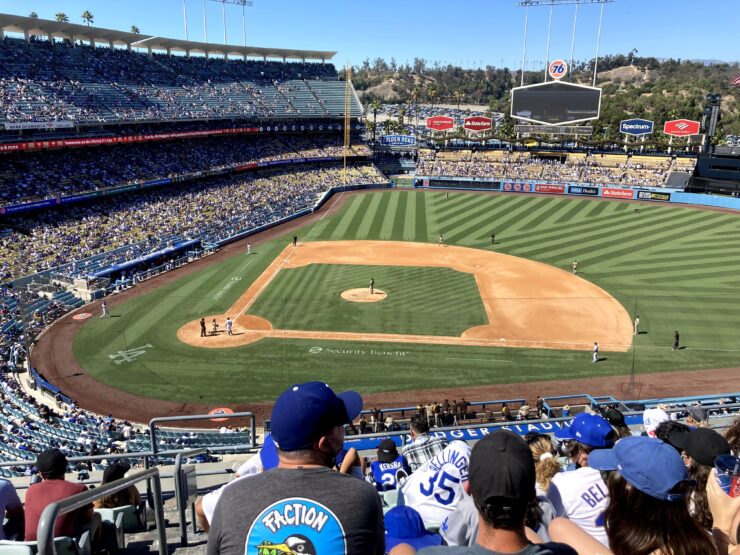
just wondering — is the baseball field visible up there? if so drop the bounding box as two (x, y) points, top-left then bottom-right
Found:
(36, 189), (740, 417)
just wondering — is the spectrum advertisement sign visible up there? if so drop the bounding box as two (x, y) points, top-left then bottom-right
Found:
(619, 118), (654, 136)
(535, 184), (565, 194)
(601, 187), (635, 199)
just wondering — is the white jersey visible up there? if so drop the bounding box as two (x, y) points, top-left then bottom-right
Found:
(401, 440), (471, 527)
(546, 466), (609, 546)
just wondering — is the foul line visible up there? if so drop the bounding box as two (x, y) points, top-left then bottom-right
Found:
(238, 245), (299, 314)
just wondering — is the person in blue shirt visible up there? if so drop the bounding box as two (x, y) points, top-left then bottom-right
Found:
(370, 438), (411, 491)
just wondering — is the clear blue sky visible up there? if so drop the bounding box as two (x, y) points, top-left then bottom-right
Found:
(0, 0), (737, 68)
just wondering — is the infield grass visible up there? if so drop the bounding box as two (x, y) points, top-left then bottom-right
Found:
(72, 190), (740, 403)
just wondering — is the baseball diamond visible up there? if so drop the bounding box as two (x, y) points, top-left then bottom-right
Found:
(32, 189), (740, 418)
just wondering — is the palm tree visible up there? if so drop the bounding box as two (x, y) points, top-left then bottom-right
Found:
(453, 90), (464, 110)
(369, 99), (382, 142)
(55, 12), (69, 23)
(130, 25), (140, 34)
(28, 12), (38, 18)
(426, 83), (438, 110)
(81, 10), (94, 26)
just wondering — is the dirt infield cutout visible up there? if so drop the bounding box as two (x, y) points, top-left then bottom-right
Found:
(340, 288), (387, 303)
(176, 241), (633, 352)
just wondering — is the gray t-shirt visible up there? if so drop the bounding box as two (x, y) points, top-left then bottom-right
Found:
(419, 542), (577, 555)
(206, 467), (384, 555)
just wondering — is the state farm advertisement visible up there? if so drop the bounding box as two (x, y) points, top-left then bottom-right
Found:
(426, 116), (455, 131)
(601, 187), (634, 199)
(463, 116), (492, 132)
(535, 184), (565, 194)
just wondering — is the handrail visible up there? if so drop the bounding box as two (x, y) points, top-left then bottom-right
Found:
(37, 468), (167, 555)
(174, 448), (207, 546)
(148, 412), (256, 456)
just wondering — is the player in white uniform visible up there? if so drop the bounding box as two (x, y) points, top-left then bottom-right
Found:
(225, 317), (233, 336)
(401, 440), (471, 528)
(592, 342), (599, 363)
(100, 300), (107, 318)
(547, 413), (616, 547)
(633, 314), (640, 335)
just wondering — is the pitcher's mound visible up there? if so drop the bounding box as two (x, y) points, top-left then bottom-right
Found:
(341, 288), (387, 303)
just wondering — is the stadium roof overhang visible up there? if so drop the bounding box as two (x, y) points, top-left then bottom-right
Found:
(0, 12), (336, 60)
(130, 36), (335, 61)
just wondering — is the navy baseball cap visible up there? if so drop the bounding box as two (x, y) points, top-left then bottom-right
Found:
(554, 413), (616, 448)
(384, 506), (443, 551)
(271, 382), (363, 451)
(590, 436), (689, 501)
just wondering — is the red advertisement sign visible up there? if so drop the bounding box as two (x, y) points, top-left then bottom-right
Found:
(426, 116), (455, 131)
(502, 182), (532, 193)
(463, 116), (492, 132)
(601, 187), (634, 199)
(663, 119), (700, 137)
(535, 184), (565, 194)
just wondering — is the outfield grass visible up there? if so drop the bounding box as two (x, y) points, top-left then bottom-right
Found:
(247, 264), (487, 335)
(72, 190), (740, 403)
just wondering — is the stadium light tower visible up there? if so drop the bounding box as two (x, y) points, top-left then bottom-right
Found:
(208, 0), (253, 46)
(516, 0), (614, 86)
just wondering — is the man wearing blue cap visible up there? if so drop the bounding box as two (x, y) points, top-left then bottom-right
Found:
(206, 382), (384, 555)
(546, 413), (616, 547)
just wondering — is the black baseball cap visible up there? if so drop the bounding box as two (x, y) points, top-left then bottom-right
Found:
(377, 439), (399, 463)
(604, 408), (626, 427)
(36, 449), (68, 475)
(668, 427), (730, 466)
(469, 430), (536, 505)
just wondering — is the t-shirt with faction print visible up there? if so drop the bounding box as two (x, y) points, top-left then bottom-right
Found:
(206, 467), (384, 555)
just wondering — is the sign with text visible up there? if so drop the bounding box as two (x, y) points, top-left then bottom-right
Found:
(568, 185), (599, 196)
(601, 187), (635, 199)
(463, 116), (493, 132)
(535, 184), (565, 194)
(548, 59), (569, 80)
(663, 119), (700, 137)
(619, 118), (654, 136)
(637, 190), (671, 202)
(4, 121), (75, 130)
(379, 134), (416, 146)
(426, 116), (455, 131)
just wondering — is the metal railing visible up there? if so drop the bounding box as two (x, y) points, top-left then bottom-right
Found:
(37, 468), (167, 555)
(173, 448), (207, 546)
(148, 412), (256, 456)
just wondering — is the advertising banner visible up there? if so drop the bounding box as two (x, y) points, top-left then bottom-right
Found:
(568, 185), (599, 196)
(379, 134), (417, 146)
(601, 187), (634, 199)
(463, 116), (493, 132)
(547, 59), (569, 80)
(535, 184), (565, 194)
(637, 190), (671, 202)
(3, 121), (75, 130)
(502, 182), (533, 193)
(663, 119), (701, 137)
(619, 118), (654, 136)
(426, 116), (455, 131)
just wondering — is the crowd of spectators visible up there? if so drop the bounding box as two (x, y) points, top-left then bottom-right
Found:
(0, 36), (359, 124)
(416, 149), (680, 187)
(0, 134), (371, 205)
(0, 163), (386, 280)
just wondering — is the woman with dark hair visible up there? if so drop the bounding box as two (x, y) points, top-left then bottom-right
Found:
(724, 416), (740, 453)
(549, 436), (717, 555)
(93, 462), (140, 509)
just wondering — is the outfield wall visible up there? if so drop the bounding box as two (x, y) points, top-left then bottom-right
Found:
(414, 175), (740, 211)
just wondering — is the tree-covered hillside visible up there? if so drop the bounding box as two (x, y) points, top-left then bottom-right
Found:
(348, 54), (740, 140)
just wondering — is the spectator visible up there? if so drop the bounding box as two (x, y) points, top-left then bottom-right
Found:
(642, 407), (670, 437)
(602, 408), (631, 439)
(0, 476), (24, 540)
(669, 427), (732, 530)
(419, 430), (576, 554)
(688, 404), (710, 427)
(93, 461), (141, 509)
(24, 449), (100, 542)
(654, 420), (690, 450)
(206, 382), (384, 555)
(724, 416), (740, 453)
(370, 439), (411, 492)
(402, 414), (449, 472)
(547, 414), (616, 546)
(385, 506), (443, 552)
(551, 436), (716, 555)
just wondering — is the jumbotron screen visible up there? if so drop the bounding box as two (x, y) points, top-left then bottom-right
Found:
(511, 81), (602, 126)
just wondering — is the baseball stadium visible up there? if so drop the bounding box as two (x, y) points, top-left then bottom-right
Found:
(0, 1), (739, 554)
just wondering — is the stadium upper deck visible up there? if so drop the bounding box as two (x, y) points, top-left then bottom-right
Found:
(0, 14), (363, 126)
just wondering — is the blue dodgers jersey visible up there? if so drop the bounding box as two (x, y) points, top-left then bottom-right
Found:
(246, 498), (346, 554)
(370, 456), (411, 491)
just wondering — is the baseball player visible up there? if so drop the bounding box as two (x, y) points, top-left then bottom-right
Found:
(292, 235), (298, 247)
(633, 314), (640, 335)
(247, 243), (251, 255)
(592, 342), (599, 363)
(211, 319), (218, 335)
(491, 232), (496, 245)
(226, 318), (233, 336)
(100, 300), (107, 318)
(200, 318), (207, 337)
(438, 234), (444, 247)
(572, 260), (578, 274)
(672, 330), (680, 351)
(369, 277), (375, 295)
